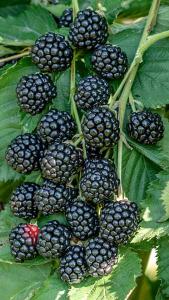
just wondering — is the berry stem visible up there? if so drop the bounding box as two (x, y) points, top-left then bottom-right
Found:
(129, 92), (137, 112)
(117, 0), (161, 195)
(0, 50), (30, 64)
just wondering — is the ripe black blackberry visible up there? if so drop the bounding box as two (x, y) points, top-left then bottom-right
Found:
(37, 220), (71, 258)
(100, 200), (140, 244)
(127, 110), (164, 145)
(37, 109), (76, 144)
(85, 237), (118, 277)
(59, 8), (73, 27)
(68, 9), (108, 49)
(60, 245), (87, 284)
(66, 200), (99, 240)
(40, 142), (83, 184)
(34, 181), (78, 216)
(31, 32), (73, 72)
(74, 76), (110, 111)
(82, 107), (120, 149)
(10, 183), (39, 219)
(80, 168), (119, 204)
(6, 133), (44, 174)
(91, 44), (128, 79)
(16, 73), (56, 115)
(9, 223), (39, 262)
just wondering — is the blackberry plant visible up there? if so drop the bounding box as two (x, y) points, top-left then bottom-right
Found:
(0, 0), (169, 299)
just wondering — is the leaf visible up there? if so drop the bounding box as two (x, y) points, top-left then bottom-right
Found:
(121, 144), (160, 205)
(0, 5), (56, 46)
(0, 180), (22, 203)
(0, 57), (39, 182)
(69, 248), (142, 300)
(52, 70), (71, 112)
(158, 237), (169, 297)
(0, 45), (15, 56)
(0, 260), (51, 300)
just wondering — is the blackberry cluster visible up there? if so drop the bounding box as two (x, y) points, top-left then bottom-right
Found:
(127, 110), (164, 145)
(100, 200), (140, 244)
(74, 76), (110, 111)
(80, 159), (119, 204)
(10, 183), (39, 219)
(37, 109), (76, 144)
(85, 237), (118, 277)
(91, 44), (128, 79)
(31, 32), (73, 72)
(6, 133), (44, 174)
(37, 220), (71, 258)
(16, 73), (56, 115)
(59, 8), (73, 27)
(60, 245), (87, 284)
(40, 142), (83, 183)
(68, 9), (108, 49)
(9, 224), (39, 262)
(66, 200), (99, 240)
(34, 181), (78, 215)
(82, 107), (120, 149)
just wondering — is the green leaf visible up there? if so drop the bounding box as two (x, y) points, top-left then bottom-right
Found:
(121, 144), (160, 205)
(0, 180), (22, 203)
(69, 248), (142, 300)
(158, 237), (169, 297)
(0, 260), (51, 300)
(0, 5), (56, 46)
(0, 45), (15, 57)
(52, 70), (71, 112)
(0, 57), (39, 182)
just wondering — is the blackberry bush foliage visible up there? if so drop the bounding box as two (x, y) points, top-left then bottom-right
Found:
(1, 0), (169, 299)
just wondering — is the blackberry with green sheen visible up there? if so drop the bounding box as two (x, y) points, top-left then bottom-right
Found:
(59, 8), (73, 27)
(16, 73), (56, 115)
(92, 44), (128, 79)
(9, 224), (39, 262)
(74, 76), (110, 111)
(82, 107), (120, 149)
(68, 9), (108, 49)
(127, 110), (164, 145)
(100, 200), (140, 244)
(37, 109), (76, 144)
(66, 200), (99, 240)
(37, 220), (71, 258)
(34, 181), (78, 215)
(31, 32), (73, 72)
(11, 183), (39, 219)
(6, 133), (44, 174)
(60, 245), (87, 284)
(85, 237), (118, 277)
(40, 142), (83, 183)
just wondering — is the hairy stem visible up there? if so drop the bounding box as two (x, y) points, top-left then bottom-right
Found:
(117, 0), (161, 194)
(0, 50), (30, 64)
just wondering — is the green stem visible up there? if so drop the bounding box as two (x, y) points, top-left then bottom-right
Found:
(72, 0), (79, 17)
(0, 50), (30, 64)
(129, 92), (137, 112)
(142, 30), (169, 51)
(117, 0), (161, 194)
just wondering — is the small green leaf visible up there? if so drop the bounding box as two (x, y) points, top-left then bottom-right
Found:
(52, 69), (71, 112)
(158, 237), (169, 297)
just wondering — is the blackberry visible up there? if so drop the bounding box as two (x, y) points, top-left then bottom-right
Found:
(16, 73), (56, 115)
(66, 200), (99, 240)
(9, 223), (39, 262)
(127, 110), (164, 145)
(10, 183), (39, 219)
(68, 9), (108, 49)
(82, 107), (120, 149)
(60, 245), (87, 284)
(74, 76), (110, 111)
(40, 142), (83, 184)
(37, 109), (76, 144)
(37, 220), (71, 258)
(85, 237), (118, 277)
(59, 8), (73, 28)
(34, 181), (78, 216)
(80, 169), (119, 204)
(6, 133), (44, 174)
(31, 32), (73, 72)
(100, 200), (140, 244)
(91, 44), (128, 79)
